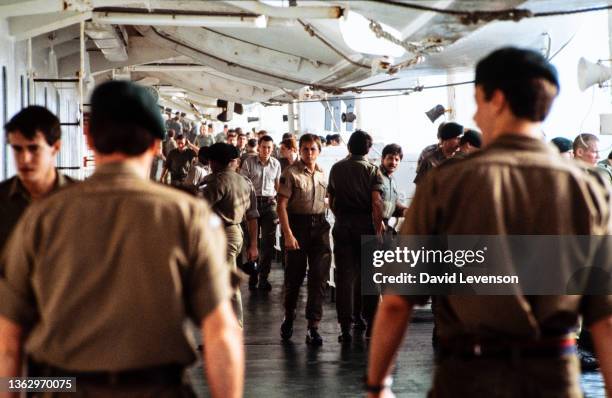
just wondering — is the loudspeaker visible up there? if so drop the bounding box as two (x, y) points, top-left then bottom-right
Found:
(216, 100), (244, 121)
(341, 112), (356, 123)
(578, 57), (612, 91)
(247, 117), (259, 123)
(283, 115), (288, 122)
(425, 104), (446, 123)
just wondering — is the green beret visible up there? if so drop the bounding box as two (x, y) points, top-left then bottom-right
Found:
(90, 80), (165, 139)
(208, 143), (239, 164)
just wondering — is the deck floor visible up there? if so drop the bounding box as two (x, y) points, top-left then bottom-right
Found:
(187, 261), (605, 397)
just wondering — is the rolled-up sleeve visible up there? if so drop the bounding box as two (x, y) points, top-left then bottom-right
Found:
(0, 213), (38, 326)
(245, 180), (259, 220)
(185, 202), (234, 323)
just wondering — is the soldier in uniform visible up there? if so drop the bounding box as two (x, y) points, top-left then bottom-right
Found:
(353, 143), (407, 334)
(200, 143), (259, 326)
(277, 134), (331, 346)
(0, 106), (75, 254)
(328, 130), (384, 343)
(366, 47), (612, 397)
(240, 135), (281, 290)
(551, 136), (573, 158)
(195, 122), (215, 148)
(413, 122), (463, 184)
(0, 81), (244, 397)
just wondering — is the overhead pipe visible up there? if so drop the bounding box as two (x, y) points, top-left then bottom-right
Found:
(92, 12), (269, 28)
(223, 0), (343, 19)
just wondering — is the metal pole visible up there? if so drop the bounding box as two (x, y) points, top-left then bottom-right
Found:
(287, 102), (295, 134)
(27, 38), (33, 105)
(79, 21), (85, 135)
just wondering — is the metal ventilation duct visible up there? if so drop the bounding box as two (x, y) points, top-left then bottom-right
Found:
(85, 22), (128, 62)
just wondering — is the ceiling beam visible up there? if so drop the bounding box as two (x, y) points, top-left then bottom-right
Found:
(58, 36), (178, 77)
(9, 11), (93, 41)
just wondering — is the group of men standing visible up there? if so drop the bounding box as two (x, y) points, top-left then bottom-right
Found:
(0, 45), (611, 398)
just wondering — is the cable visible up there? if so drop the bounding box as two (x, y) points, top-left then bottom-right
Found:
(368, 0), (612, 25)
(297, 19), (371, 69)
(548, 31), (577, 61)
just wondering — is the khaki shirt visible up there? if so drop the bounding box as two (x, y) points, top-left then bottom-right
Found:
(278, 160), (327, 215)
(328, 155), (383, 216)
(200, 168), (259, 225)
(401, 134), (612, 339)
(195, 134), (215, 148)
(0, 162), (232, 371)
(240, 155), (281, 197)
(0, 172), (74, 255)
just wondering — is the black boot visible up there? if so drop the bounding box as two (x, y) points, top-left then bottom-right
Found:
(338, 324), (352, 343)
(306, 327), (323, 346)
(280, 317), (294, 341)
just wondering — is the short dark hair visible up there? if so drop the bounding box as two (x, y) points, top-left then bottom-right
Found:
(223, 124), (228, 128)
(282, 132), (293, 141)
(247, 138), (257, 148)
(5, 106), (61, 145)
(176, 134), (185, 141)
(90, 81), (163, 155)
(180, 112), (186, 117)
(329, 134), (341, 143)
(382, 143), (403, 160)
(258, 135), (274, 145)
(475, 47), (559, 122)
(207, 123), (213, 128)
(347, 130), (372, 156)
(608, 150), (612, 160)
(299, 133), (322, 151)
(573, 133), (599, 152)
(167, 129), (175, 138)
(281, 137), (297, 150)
(238, 132), (247, 138)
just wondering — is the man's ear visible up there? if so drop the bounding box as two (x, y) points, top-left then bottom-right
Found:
(149, 139), (161, 155)
(491, 89), (507, 114)
(52, 139), (61, 155)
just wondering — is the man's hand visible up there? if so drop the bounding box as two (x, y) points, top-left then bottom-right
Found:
(284, 234), (300, 250)
(247, 245), (259, 262)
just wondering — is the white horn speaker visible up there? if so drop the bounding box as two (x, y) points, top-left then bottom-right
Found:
(578, 57), (612, 91)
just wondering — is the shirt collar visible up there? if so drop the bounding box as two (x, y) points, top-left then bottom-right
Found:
(91, 161), (145, 180)
(296, 160), (322, 174)
(488, 134), (554, 154)
(8, 169), (66, 201)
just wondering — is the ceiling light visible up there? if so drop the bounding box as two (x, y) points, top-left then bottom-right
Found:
(339, 11), (405, 58)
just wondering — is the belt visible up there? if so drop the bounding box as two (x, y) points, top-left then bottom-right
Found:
(438, 337), (576, 360)
(256, 196), (275, 204)
(289, 213), (326, 225)
(28, 360), (184, 387)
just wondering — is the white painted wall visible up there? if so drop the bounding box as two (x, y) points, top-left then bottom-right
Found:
(0, 17), (85, 180)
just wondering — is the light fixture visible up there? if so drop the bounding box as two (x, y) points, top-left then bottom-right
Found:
(339, 11), (405, 57)
(93, 12), (268, 29)
(425, 104), (451, 123)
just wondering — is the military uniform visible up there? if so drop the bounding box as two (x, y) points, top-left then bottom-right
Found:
(0, 171), (74, 254)
(240, 155), (281, 288)
(0, 162), (233, 395)
(328, 155), (383, 332)
(200, 168), (259, 325)
(597, 159), (612, 183)
(278, 160), (331, 324)
(195, 133), (215, 148)
(215, 132), (227, 143)
(413, 144), (446, 184)
(165, 147), (197, 185)
(401, 134), (612, 397)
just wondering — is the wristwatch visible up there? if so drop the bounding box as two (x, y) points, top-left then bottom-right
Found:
(363, 375), (393, 393)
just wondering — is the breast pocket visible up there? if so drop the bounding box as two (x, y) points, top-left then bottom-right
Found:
(317, 181), (327, 203)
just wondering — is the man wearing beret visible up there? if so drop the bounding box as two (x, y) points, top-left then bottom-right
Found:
(413, 121), (463, 184)
(0, 81), (243, 397)
(200, 142), (259, 326)
(551, 136), (573, 158)
(367, 47), (612, 397)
